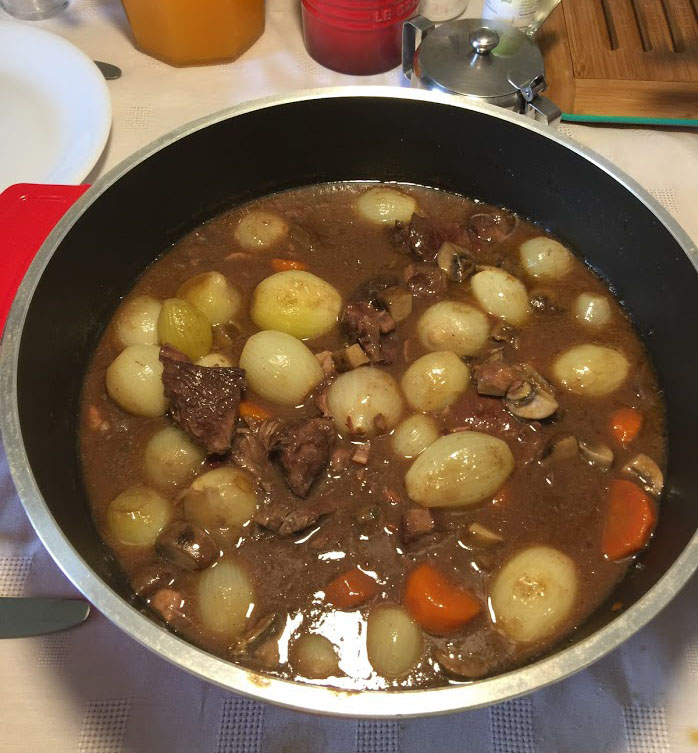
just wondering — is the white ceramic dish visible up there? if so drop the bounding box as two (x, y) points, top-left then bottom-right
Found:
(0, 22), (111, 193)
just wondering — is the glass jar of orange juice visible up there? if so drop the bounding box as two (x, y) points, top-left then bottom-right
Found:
(121, 0), (265, 66)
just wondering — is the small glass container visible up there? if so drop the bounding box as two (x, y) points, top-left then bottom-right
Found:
(0, 0), (67, 20)
(120, 0), (265, 67)
(301, 0), (420, 76)
(482, 0), (538, 30)
(418, 0), (468, 22)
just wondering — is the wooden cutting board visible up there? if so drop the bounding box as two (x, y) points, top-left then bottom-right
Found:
(537, 0), (698, 122)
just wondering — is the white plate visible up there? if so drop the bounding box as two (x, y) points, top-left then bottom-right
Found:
(0, 22), (111, 193)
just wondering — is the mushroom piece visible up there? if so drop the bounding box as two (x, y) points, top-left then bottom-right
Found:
(288, 223), (314, 255)
(315, 350), (337, 377)
(253, 637), (281, 670)
(623, 453), (664, 496)
(436, 241), (475, 282)
(541, 434), (579, 465)
(155, 521), (219, 571)
(579, 439), (614, 470)
(504, 379), (558, 420)
(404, 263), (448, 298)
(231, 612), (282, 658)
(377, 286), (413, 323)
(333, 343), (370, 372)
(467, 522), (503, 546)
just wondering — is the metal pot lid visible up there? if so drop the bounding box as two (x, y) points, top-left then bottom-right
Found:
(415, 18), (545, 99)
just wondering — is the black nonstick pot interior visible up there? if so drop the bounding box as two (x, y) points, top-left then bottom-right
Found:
(11, 92), (698, 688)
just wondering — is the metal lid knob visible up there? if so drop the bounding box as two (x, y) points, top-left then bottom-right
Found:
(469, 27), (499, 55)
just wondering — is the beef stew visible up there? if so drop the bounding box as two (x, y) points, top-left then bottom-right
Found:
(80, 182), (665, 690)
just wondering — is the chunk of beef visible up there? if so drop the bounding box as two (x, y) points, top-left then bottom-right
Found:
(448, 394), (542, 467)
(435, 648), (498, 680)
(255, 499), (333, 536)
(402, 507), (436, 543)
(376, 334), (401, 366)
(341, 301), (396, 362)
(404, 263), (447, 298)
(490, 322), (519, 348)
(277, 508), (321, 535)
(467, 211), (516, 245)
(130, 563), (176, 598)
(230, 418), (282, 489)
(315, 350), (337, 376)
(231, 431), (268, 478)
(288, 222), (315, 255)
(351, 442), (371, 465)
(348, 301), (396, 335)
(160, 345), (246, 454)
(472, 352), (558, 421)
(390, 214), (444, 262)
(314, 382), (331, 417)
(160, 344), (188, 363)
(472, 355), (522, 397)
(149, 588), (191, 633)
(373, 413), (389, 436)
(273, 418), (335, 497)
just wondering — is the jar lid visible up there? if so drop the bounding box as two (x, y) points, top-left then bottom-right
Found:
(304, 0), (418, 29)
(414, 18), (545, 100)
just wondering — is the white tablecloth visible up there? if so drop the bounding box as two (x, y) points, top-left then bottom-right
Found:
(1, 1), (697, 751)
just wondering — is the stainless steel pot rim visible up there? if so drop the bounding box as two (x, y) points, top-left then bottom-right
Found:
(1, 87), (697, 718)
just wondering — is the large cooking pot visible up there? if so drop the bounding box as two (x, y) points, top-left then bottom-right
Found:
(1, 89), (697, 717)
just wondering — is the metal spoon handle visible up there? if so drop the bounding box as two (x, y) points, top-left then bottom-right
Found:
(94, 60), (122, 80)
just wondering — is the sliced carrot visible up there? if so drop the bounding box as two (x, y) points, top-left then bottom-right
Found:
(270, 258), (308, 272)
(325, 568), (379, 609)
(609, 407), (643, 445)
(239, 400), (272, 422)
(404, 563), (481, 635)
(602, 479), (656, 561)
